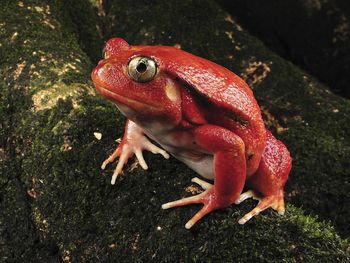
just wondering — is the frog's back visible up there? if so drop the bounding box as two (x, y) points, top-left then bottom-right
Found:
(136, 45), (267, 175)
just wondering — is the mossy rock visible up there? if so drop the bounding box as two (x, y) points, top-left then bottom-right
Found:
(0, 0), (349, 262)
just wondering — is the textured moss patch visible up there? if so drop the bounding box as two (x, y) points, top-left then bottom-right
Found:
(54, 0), (104, 63)
(0, 0), (95, 261)
(1, 0), (349, 262)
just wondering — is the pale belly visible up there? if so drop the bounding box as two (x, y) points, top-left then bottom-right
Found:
(172, 153), (214, 180)
(144, 129), (215, 180)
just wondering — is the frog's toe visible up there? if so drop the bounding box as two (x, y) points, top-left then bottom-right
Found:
(143, 139), (170, 159)
(101, 146), (121, 170)
(191, 177), (213, 190)
(161, 192), (205, 210)
(134, 150), (148, 170)
(110, 147), (135, 185)
(234, 190), (260, 204)
(185, 204), (213, 229)
(276, 190), (285, 215)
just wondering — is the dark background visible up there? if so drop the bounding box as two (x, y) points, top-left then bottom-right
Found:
(217, 0), (350, 98)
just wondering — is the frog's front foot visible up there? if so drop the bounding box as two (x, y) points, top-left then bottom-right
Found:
(162, 177), (228, 229)
(102, 135), (169, 185)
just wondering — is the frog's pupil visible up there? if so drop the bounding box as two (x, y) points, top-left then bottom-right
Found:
(136, 62), (147, 73)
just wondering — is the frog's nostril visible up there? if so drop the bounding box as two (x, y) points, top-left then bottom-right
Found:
(92, 66), (100, 79)
(103, 63), (111, 70)
(94, 63), (111, 79)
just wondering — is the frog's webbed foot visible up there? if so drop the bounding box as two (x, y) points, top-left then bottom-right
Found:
(162, 177), (226, 229)
(102, 133), (169, 185)
(236, 190), (285, 224)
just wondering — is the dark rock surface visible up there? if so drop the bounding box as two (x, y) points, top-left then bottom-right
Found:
(1, 0), (349, 262)
(217, 0), (350, 98)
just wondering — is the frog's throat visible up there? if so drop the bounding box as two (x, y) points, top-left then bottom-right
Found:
(96, 85), (159, 111)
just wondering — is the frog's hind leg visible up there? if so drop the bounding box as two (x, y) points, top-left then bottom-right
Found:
(237, 130), (291, 224)
(238, 190), (285, 225)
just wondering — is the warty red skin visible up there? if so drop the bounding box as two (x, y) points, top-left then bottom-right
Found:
(91, 38), (292, 225)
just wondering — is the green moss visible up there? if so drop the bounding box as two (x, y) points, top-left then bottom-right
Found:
(280, 122), (350, 236)
(0, 165), (61, 262)
(0, 0), (94, 261)
(0, 0), (91, 98)
(52, 0), (104, 63)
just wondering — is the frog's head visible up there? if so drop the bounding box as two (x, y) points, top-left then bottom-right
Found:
(92, 38), (183, 128)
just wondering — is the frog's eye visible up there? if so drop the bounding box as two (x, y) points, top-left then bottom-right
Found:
(128, 56), (157, 82)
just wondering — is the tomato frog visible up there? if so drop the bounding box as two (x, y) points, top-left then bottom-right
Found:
(91, 38), (292, 229)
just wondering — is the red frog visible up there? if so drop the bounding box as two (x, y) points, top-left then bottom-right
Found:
(91, 38), (292, 229)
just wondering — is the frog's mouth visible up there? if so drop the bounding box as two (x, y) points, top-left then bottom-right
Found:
(94, 83), (160, 112)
